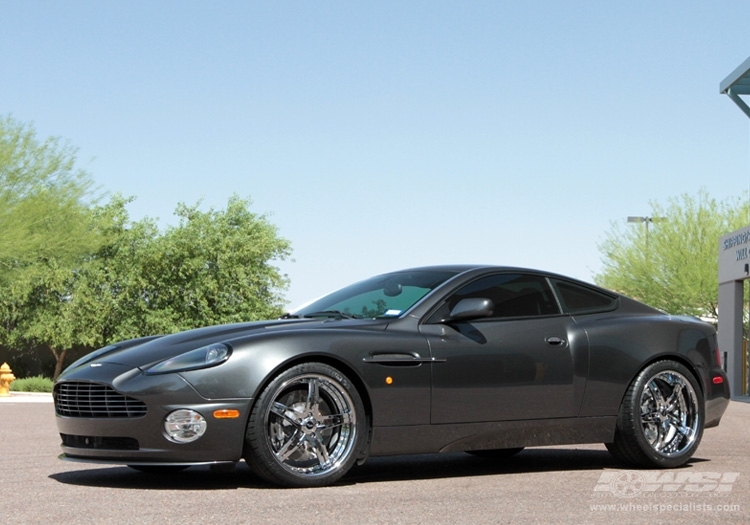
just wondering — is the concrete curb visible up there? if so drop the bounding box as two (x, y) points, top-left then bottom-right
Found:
(0, 391), (53, 403)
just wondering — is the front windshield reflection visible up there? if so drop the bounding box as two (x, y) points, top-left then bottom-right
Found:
(292, 270), (458, 319)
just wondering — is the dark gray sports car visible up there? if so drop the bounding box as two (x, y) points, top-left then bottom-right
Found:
(54, 265), (730, 487)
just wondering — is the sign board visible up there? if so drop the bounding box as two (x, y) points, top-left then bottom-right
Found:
(719, 224), (750, 284)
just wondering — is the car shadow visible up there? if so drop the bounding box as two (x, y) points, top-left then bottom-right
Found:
(48, 447), (711, 490)
(49, 463), (262, 490)
(347, 448), (709, 485)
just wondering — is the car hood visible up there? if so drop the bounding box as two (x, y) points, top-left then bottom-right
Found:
(67, 318), (389, 373)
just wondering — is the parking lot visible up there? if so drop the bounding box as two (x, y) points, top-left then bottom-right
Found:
(2, 395), (748, 524)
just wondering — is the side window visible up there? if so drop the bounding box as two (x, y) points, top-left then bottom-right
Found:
(550, 279), (617, 314)
(430, 273), (560, 321)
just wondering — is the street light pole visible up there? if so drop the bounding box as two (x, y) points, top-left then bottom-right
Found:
(627, 216), (666, 250)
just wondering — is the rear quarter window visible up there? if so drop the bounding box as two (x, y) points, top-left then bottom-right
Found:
(551, 279), (618, 314)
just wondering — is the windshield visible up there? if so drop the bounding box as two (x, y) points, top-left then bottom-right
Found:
(292, 269), (458, 319)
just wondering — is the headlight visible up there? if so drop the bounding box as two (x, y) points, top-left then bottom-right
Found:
(145, 343), (231, 375)
(164, 409), (207, 443)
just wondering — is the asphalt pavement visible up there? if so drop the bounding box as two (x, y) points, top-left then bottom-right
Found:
(1, 395), (748, 524)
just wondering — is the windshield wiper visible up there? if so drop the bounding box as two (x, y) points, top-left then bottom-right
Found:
(302, 310), (358, 320)
(279, 313), (301, 319)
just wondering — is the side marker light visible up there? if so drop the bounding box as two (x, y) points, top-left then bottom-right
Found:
(213, 409), (241, 419)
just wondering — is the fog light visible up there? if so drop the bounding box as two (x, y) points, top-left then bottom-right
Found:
(164, 409), (207, 443)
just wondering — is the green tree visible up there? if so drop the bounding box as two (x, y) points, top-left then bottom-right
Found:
(0, 257), (87, 381)
(137, 195), (292, 331)
(0, 117), (292, 378)
(63, 196), (162, 344)
(595, 190), (749, 321)
(0, 197), (149, 380)
(0, 115), (99, 273)
(0, 195), (292, 380)
(65, 194), (292, 339)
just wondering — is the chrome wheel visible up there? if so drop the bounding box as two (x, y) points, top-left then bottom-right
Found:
(245, 363), (366, 487)
(606, 360), (704, 468)
(266, 373), (357, 476)
(639, 370), (699, 456)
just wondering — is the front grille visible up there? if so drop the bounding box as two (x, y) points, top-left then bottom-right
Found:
(61, 433), (140, 450)
(54, 381), (147, 418)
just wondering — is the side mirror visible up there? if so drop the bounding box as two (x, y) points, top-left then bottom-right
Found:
(443, 298), (493, 322)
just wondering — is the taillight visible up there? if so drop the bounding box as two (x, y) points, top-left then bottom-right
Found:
(715, 345), (722, 367)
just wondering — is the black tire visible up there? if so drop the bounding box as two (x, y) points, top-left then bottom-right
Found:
(127, 465), (188, 474)
(606, 360), (704, 468)
(466, 447), (524, 459)
(244, 362), (367, 487)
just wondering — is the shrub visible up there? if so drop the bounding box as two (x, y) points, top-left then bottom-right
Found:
(11, 375), (53, 393)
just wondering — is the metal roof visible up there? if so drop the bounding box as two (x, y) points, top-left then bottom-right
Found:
(721, 56), (750, 119)
(721, 56), (750, 94)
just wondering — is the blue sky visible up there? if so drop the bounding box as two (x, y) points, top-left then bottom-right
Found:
(3, 1), (750, 308)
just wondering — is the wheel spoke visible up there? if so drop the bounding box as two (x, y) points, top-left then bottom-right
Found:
(309, 435), (331, 466)
(641, 406), (659, 423)
(653, 423), (671, 451)
(665, 382), (684, 412)
(270, 402), (302, 426)
(305, 378), (321, 412)
(319, 410), (351, 431)
(275, 429), (305, 461)
(672, 420), (695, 440)
(647, 381), (666, 407)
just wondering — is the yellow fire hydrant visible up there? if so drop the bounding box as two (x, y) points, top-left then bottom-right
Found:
(0, 363), (16, 397)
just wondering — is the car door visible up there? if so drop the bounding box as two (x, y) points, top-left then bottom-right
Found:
(420, 272), (588, 424)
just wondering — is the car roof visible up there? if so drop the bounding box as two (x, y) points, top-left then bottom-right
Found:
(392, 264), (605, 290)
(392, 264), (554, 275)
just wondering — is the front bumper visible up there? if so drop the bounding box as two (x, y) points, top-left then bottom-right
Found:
(54, 364), (253, 465)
